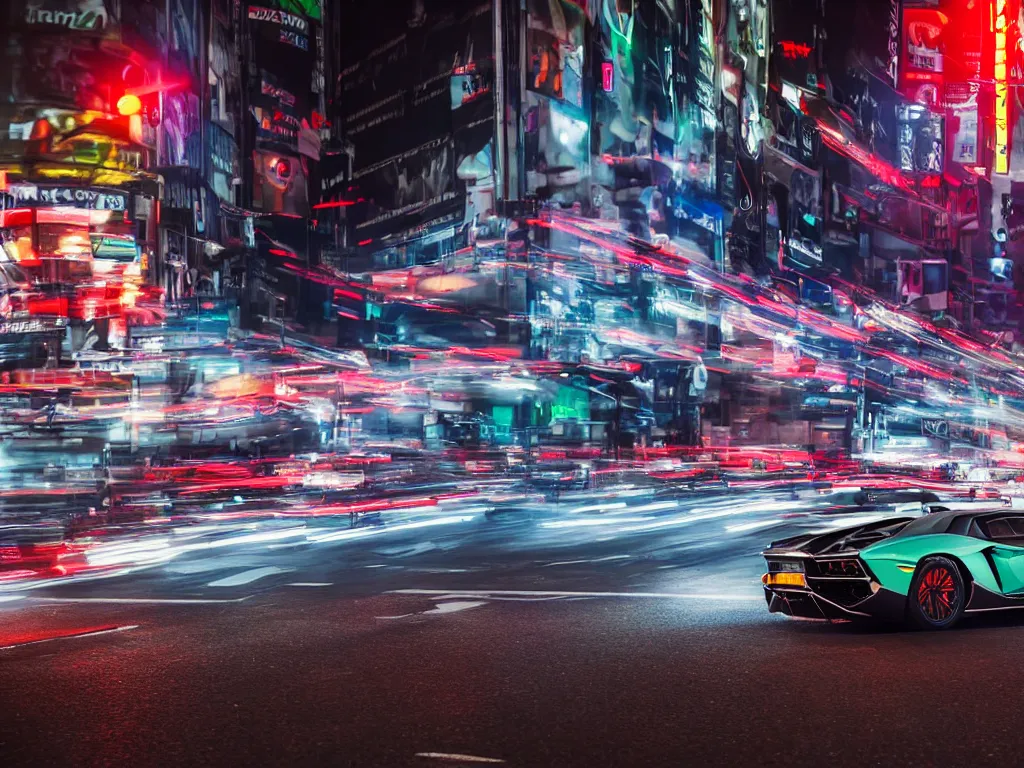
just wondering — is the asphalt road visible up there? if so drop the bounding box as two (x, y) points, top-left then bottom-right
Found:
(3, 493), (1023, 767)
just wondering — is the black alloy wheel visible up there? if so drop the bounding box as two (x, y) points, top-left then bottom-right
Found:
(907, 556), (966, 630)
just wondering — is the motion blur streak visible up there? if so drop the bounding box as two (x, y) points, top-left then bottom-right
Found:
(8, 0), (1024, 764)
(309, 515), (476, 543)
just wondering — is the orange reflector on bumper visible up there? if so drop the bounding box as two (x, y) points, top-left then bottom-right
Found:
(762, 572), (807, 588)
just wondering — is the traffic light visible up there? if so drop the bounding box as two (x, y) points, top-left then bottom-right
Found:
(116, 64), (145, 116)
(116, 94), (142, 116)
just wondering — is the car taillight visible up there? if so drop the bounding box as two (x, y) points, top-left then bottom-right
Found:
(0, 546), (22, 562)
(766, 559), (804, 573)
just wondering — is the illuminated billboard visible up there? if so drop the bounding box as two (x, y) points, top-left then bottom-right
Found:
(939, 0), (983, 170)
(995, 0), (1011, 174)
(899, 7), (947, 107)
(526, 0), (585, 109)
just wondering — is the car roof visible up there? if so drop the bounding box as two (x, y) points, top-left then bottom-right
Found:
(895, 506), (1010, 539)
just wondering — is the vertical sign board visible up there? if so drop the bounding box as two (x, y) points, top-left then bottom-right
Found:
(996, 0), (1010, 174)
(899, 7), (947, 107)
(888, 0), (901, 88)
(941, 0), (983, 168)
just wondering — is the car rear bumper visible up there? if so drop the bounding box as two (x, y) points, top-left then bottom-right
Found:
(764, 584), (906, 622)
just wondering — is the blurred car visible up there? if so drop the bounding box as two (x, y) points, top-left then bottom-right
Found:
(0, 521), (71, 576)
(507, 460), (590, 496)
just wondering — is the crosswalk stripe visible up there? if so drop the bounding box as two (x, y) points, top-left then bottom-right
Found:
(206, 567), (292, 588)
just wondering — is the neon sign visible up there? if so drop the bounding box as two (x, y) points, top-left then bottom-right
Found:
(247, 6), (308, 34)
(779, 41), (812, 60)
(9, 184), (127, 211)
(905, 13), (946, 74)
(25, 4), (107, 31)
(996, 0), (1009, 174)
(601, 61), (614, 92)
(888, 0), (900, 86)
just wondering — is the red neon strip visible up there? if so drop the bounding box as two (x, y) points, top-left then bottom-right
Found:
(312, 200), (355, 209)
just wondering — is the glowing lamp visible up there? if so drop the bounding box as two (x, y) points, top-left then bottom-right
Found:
(601, 61), (614, 92)
(116, 94), (142, 116)
(29, 119), (52, 141)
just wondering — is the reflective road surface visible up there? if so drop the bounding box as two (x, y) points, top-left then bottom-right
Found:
(2, 489), (1022, 767)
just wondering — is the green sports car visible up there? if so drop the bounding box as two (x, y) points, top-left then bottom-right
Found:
(762, 506), (1024, 629)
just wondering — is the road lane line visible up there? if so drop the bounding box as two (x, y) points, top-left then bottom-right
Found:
(378, 600), (487, 620)
(27, 596), (251, 605)
(424, 601), (486, 615)
(285, 582), (333, 587)
(443, 595), (568, 602)
(543, 555), (631, 567)
(206, 566), (292, 588)
(0, 624), (138, 651)
(415, 753), (505, 763)
(390, 589), (761, 601)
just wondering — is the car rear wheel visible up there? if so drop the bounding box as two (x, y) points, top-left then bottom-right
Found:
(907, 556), (966, 630)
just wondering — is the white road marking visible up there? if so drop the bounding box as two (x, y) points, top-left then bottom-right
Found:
(27, 596), (251, 605)
(456, 595), (569, 602)
(390, 588), (761, 601)
(426, 593), (569, 603)
(0, 596), (26, 603)
(424, 601), (486, 615)
(206, 566), (291, 588)
(376, 542), (437, 557)
(377, 600), (487, 620)
(544, 555), (631, 567)
(0, 624), (138, 651)
(285, 582), (333, 587)
(415, 752), (505, 763)
(725, 519), (784, 533)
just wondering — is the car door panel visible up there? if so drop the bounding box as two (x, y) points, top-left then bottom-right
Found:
(988, 545), (1024, 594)
(979, 515), (1024, 595)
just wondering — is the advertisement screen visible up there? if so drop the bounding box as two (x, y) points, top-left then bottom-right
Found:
(352, 138), (458, 238)
(899, 7), (947, 106)
(951, 105), (979, 166)
(341, 0), (492, 239)
(253, 150), (308, 215)
(771, 0), (819, 90)
(252, 71), (303, 153)
(898, 105), (943, 174)
(524, 93), (589, 198)
(526, 0), (585, 110)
